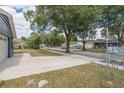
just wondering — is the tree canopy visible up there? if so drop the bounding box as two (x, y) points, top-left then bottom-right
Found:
(24, 5), (124, 52)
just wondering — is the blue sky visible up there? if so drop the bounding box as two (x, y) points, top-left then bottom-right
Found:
(13, 7), (23, 13)
(0, 6), (35, 38)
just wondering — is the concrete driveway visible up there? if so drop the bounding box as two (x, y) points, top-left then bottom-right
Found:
(0, 53), (103, 80)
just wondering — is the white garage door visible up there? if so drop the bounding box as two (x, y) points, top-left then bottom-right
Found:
(0, 34), (8, 63)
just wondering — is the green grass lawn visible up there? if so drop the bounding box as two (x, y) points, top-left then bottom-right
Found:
(1, 63), (124, 88)
(14, 49), (63, 56)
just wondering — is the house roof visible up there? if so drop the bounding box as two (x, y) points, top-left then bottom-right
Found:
(95, 39), (118, 43)
(89, 39), (118, 43)
(86, 39), (118, 44)
(0, 8), (16, 38)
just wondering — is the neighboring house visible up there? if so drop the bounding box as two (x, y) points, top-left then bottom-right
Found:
(85, 39), (118, 49)
(13, 37), (26, 49)
(0, 8), (16, 62)
(85, 41), (94, 49)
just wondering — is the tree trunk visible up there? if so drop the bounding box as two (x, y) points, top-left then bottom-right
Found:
(117, 34), (123, 46)
(66, 37), (70, 53)
(118, 38), (123, 46)
(117, 27), (124, 46)
(81, 32), (86, 51)
(82, 37), (86, 51)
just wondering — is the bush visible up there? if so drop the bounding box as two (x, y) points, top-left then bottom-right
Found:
(26, 33), (41, 49)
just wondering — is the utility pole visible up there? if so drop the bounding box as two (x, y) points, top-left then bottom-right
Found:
(106, 26), (109, 66)
(104, 18), (109, 67)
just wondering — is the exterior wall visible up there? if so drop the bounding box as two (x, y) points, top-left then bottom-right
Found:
(0, 34), (8, 62)
(0, 11), (14, 62)
(85, 42), (94, 49)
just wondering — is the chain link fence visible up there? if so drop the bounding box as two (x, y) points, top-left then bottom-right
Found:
(107, 47), (124, 69)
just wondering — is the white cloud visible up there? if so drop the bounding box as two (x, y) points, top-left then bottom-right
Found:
(10, 5), (29, 9)
(13, 12), (33, 38)
(0, 6), (16, 15)
(0, 5), (35, 38)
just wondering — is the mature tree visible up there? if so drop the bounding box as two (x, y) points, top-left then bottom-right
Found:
(23, 10), (35, 22)
(24, 6), (47, 32)
(100, 6), (124, 46)
(24, 6), (110, 52)
(76, 6), (100, 50)
(24, 6), (49, 48)
(45, 6), (84, 53)
(24, 10), (38, 31)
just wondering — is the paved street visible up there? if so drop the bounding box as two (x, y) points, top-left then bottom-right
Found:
(0, 53), (103, 80)
(46, 47), (106, 59)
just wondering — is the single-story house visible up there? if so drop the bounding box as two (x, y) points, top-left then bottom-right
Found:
(0, 8), (16, 62)
(85, 39), (118, 49)
(13, 37), (26, 49)
(94, 39), (118, 48)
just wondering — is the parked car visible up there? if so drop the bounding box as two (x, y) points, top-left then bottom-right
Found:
(76, 44), (83, 49)
(61, 44), (67, 49)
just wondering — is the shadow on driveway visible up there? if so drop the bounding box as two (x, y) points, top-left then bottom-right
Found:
(0, 54), (23, 73)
